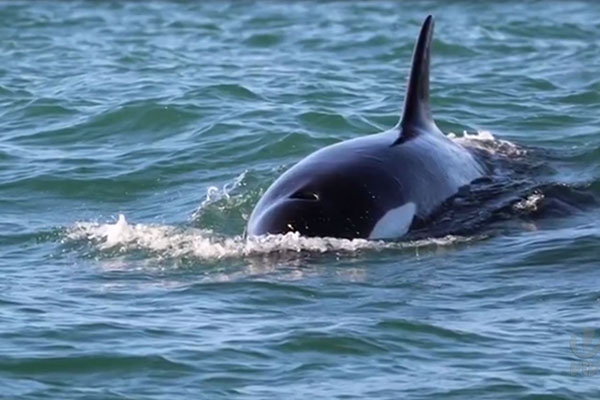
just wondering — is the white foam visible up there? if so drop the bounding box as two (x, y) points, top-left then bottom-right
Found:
(448, 129), (496, 142)
(64, 214), (478, 261)
(513, 192), (545, 212)
(449, 130), (526, 157)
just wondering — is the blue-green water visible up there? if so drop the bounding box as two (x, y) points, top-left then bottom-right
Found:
(2, 1), (600, 399)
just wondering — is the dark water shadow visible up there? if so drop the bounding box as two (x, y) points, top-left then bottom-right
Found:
(407, 134), (599, 240)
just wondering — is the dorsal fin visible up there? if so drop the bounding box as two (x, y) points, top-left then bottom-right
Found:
(395, 15), (437, 143)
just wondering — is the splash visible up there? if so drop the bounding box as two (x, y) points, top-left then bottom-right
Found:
(65, 214), (477, 261)
(191, 170), (247, 220)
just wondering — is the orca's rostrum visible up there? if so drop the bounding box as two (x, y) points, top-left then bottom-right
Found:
(247, 15), (484, 239)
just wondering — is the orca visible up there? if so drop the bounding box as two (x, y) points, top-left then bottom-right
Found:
(246, 15), (485, 240)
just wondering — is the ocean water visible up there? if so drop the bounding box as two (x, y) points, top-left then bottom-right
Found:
(1, 1), (600, 399)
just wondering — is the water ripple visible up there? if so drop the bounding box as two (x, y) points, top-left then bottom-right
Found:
(2, 1), (600, 399)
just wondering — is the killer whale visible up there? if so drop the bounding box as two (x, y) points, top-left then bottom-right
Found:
(247, 15), (485, 239)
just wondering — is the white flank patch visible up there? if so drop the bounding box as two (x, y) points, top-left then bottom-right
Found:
(369, 202), (416, 240)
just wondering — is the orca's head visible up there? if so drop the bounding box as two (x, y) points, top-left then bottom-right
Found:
(246, 158), (414, 239)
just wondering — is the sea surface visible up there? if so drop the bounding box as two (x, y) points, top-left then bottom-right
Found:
(1, 1), (600, 399)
